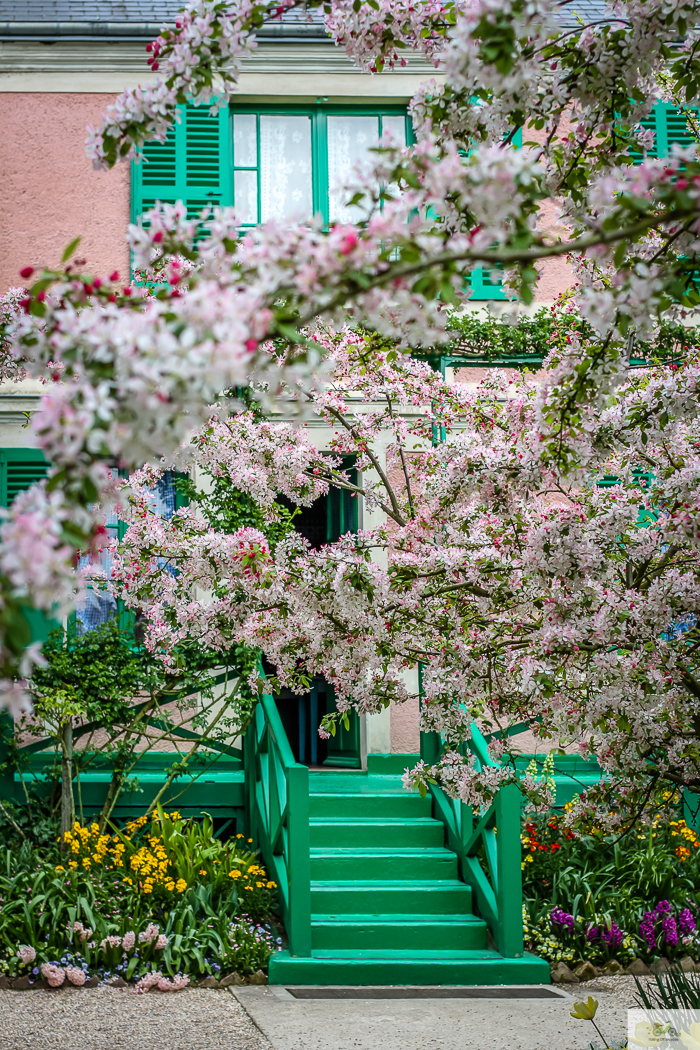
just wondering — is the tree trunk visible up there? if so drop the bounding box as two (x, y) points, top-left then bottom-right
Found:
(59, 720), (75, 845)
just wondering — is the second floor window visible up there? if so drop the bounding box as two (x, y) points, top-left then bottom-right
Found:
(231, 107), (410, 226)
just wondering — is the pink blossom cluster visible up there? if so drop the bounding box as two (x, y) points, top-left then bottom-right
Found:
(133, 971), (190, 993)
(112, 321), (700, 821)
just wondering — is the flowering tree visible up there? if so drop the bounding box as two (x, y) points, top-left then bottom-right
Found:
(107, 322), (700, 824)
(1, 0), (700, 805)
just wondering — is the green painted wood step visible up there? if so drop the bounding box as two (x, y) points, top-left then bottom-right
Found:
(310, 792), (431, 819)
(309, 773), (416, 794)
(311, 914), (488, 951)
(310, 847), (458, 881)
(269, 949), (551, 986)
(309, 818), (445, 849)
(310, 879), (474, 915)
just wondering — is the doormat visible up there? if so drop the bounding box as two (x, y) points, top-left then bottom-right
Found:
(285, 986), (564, 999)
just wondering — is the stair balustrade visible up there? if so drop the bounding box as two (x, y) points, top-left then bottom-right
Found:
(419, 723), (524, 959)
(244, 692), (312, 957)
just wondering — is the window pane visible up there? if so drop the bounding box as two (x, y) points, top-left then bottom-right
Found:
(328, 115), (379, 223)
(381, 115), (406, 145)
(235, 169), (258, 224)
(233, 113), (257, 167)
(259, 115), (312, 222)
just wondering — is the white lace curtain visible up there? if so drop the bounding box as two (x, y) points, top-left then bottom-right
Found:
(327, 115), (406, 223)
(259, 115), (313, 223)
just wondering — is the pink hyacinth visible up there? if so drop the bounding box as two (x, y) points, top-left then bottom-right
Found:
(40, 963), (65, 988)
(138, 923), (161, 944)
(134, 971), (189, 994)
(122, 931), (136, 951)
(65, 966), (86, 987)
(17, 945), (35, 964)
(155, 934), (168, 950)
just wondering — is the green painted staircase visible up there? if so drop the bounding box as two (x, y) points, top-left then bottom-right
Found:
(267, 761), (549, 985)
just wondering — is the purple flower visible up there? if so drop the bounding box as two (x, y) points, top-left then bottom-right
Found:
(662, 914), (679, 948)
(550, 907), (575, 935)
(640, 911), (657, 950)
(586, 921), (624, 949)
(679, 909), (696, 937)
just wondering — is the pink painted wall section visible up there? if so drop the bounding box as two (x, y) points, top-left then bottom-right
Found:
(390, 696), (420, 753)
(0, 94), (130, 292)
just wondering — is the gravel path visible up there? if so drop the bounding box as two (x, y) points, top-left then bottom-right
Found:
(0, 976), (649, 1050)
(0, 986), (271, 1050)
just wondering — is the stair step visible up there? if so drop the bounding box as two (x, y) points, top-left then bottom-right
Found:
(311, 914), (488, 950)
(309, 773), (412, 795)
(309, 792), (431, 819)
(309, 818), (445, 849)
(310, 879), (474, 915)
(269, 949), (551, 986)
(310, 847), (458, 880)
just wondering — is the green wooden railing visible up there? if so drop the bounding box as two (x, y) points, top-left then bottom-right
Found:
(244, 693), (312, 957)
(420, 724), (524, 958)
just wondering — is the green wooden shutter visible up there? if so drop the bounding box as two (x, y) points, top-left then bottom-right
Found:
(0, 449), (58, 642)
(0, 449), (49, 507)
(467, 127), (521, 300)
(468, 265), (507, 301)
(632, 102), (699, 161)
(131, 103), (232, 226)
(326, 456), (358, 542)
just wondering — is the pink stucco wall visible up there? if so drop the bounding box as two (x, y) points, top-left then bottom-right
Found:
(0, 94), (130, 292)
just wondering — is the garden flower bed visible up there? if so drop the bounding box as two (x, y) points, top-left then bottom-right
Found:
(522, 808), (700, 979)
(0, 809), (282, 990)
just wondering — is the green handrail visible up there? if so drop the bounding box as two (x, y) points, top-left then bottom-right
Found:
(244, 693), (312, 957)
(420, 725), (524, 958)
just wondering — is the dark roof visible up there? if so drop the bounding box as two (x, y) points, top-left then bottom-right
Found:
(0, 1), (327, 39)
(0, 0), (617, 41)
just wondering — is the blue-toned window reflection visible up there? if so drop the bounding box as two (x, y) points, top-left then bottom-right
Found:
(74, 471), (177, 633)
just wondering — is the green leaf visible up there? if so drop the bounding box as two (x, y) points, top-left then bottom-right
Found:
(61, 237), (82, 264)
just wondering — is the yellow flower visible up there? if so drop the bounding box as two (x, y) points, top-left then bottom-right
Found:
(55, 865), (65, 872)
(267, 881), (276, 889)
(143, 884), (153, 894)
(123, 876), (133, 885)
(245, 885), (253, 891)
(165, 882), (175, 891)
(68, 860), (78, 869)
(256, 881), (263, 888)
(90, 823), (100, 834)
(82, 858), (91, 869)
(229, 870), (241, 879)
(236, 834), (244, 839)
(176, 879), (187, 892)
(247, 838), (253, 844)
(199, 869), (207, 875)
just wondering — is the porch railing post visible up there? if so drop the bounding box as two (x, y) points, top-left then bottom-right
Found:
(495, 780), (524, 958)
(286, 762), (312, 957)
(243, 714), (257, 844)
